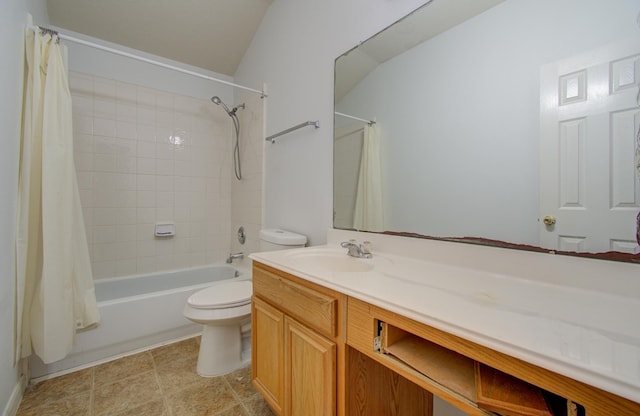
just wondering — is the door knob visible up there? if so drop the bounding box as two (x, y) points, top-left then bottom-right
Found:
(543, 215), (556, 226)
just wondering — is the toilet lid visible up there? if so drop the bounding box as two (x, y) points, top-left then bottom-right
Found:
(187, 280), (252, 309)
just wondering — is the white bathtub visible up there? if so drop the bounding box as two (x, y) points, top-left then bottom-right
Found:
(30, 264), (249, 379)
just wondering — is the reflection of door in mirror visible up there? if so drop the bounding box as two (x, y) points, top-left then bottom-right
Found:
(540, 39), (640, 254)
(334, 124), (364, 229)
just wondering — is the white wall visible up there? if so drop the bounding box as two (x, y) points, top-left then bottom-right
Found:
(234, 0), (430, 245)
(234, 1), (473, 414)
(0, 0), (48, 413)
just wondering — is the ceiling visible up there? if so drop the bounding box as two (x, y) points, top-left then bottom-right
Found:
(46, 0), (272, 76)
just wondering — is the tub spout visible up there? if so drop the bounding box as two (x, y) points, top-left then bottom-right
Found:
(226, 252), (244, 264)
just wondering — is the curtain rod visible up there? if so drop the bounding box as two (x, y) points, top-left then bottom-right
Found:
(27, 24), (267, 98)
(335, 111), (375, 125)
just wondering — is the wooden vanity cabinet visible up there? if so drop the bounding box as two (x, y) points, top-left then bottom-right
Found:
(346, 296), (640, 416)
(251, 262), (345, 416)
(252, 261), (640, 416)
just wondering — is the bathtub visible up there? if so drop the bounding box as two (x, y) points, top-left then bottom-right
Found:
(30, 264), (250, 379)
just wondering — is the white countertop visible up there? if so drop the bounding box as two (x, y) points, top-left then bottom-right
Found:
(250, 229), (640, 404)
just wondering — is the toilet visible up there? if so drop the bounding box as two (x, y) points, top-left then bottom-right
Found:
(183, 228), (306, 377)
(259, 228), (307, 252)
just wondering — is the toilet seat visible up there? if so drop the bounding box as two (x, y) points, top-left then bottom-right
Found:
(187, 280), (252, 310)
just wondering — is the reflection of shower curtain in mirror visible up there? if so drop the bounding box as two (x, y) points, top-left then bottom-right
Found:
(353, 124), (384, 231)
(16, 27), (99, 364)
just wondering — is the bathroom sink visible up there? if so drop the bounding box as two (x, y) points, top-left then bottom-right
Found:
(285, 248), (374, 273)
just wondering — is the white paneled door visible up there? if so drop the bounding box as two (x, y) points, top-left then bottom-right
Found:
(540, 38), (640, 253)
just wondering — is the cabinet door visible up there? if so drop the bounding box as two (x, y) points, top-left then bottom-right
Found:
(285, 316), (336, 416)
(252, 297), (284, 415)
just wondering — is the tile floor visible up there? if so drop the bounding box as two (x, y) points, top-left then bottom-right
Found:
(17, 337), (274, 416)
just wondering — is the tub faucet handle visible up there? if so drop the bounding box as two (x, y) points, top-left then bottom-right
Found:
(226, 252), (244, 264)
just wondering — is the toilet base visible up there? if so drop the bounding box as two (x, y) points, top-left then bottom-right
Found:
(196, 323), (246, 377)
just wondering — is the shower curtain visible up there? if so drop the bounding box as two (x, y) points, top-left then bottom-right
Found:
(353, 124), (384, 231)
(15, 27), (99, 364)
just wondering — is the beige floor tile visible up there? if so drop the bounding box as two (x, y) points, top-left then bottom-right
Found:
(16, 391), (91, 416)
(93, 371), (162, 416)
(111, 398), (169, 416)
(166, 377), (238, 416)
(155, 353), (206, 394)
(151, 337), (200, 367)
(17, 337), (271, 416)
(242, 394), (276, 416)
(215, 403), (250, 416)
(224, 366), (256, 400)
(94, 351), (154, 386)
(20, 368), (93, 409)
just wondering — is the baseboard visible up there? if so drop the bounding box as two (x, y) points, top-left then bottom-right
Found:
(1, 375), (25, 416)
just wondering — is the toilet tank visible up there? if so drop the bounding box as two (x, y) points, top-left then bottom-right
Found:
(259, 229), (307, 251)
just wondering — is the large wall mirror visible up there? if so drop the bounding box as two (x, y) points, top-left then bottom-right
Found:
(334, 0), (640, 262)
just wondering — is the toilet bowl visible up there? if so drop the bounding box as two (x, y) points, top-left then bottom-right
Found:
(183, 279), (252, 377)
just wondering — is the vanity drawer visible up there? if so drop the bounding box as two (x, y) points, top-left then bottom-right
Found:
(253, 263), (337, 337)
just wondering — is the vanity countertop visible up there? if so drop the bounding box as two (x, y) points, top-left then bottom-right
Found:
(249, 229), (640, 404)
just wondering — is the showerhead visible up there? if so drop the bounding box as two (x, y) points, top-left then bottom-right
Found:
(211, 95), (234, 115)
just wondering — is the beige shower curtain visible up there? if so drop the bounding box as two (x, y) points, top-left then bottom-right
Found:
(15, 27), (99, 364)
(353, 124), (384, 232)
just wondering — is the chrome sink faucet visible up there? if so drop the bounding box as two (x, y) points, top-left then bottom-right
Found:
(226, 252), (244, 263)
(340, 240), (372, 259)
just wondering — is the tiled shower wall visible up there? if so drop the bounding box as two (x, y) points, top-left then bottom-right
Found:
(70, 71), (254, 279)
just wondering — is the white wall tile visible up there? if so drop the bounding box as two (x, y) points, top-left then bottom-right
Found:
(70, 72), (93, 95)
(93, 78), (116, 99)
(115, 225), (137, 242)
(71, 72), (262, 280)
(137, 87), (156, 107)
(136, 257), (157, 274)
(72, 94), (93, 117)
(94, 154), (116, 172)
(156, 207), (174, 220)
(156, 176), (174, 192)
(93, 117), (116, 137)
(115, 208), (137, 225)
(76, 172), (93, 189)
(137, 224), (155, 240)
(116, 156), (137, 174)
(137, 124), (156, 142)
(93, 226), (116, 244)
(116, 259), (138, 276)
(74, 133), (94, 154)
(94, 98), (116, 119)
(116, 81), (137, 103)
(137, 106), (155, 125)
(137, 174), (156, 191)
(92, 261), (116, 279)
(137, 191), (156, 208)
(116, 242), (138, 260)
(116, 121), (137, 139)
(136, 207), (155, 223)
(74, 115), (93, 135)
(155, 159), (174, 176)
(136, 158), (156, 174)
